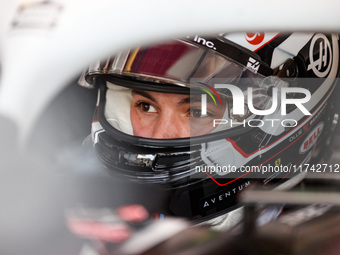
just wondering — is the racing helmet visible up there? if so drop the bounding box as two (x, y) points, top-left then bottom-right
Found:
(79, 33), (339, 223)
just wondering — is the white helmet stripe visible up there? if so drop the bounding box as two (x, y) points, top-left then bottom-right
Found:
(270, 33), (314, 68)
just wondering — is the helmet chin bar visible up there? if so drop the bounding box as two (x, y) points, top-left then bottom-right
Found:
(93, 124), (255, 222)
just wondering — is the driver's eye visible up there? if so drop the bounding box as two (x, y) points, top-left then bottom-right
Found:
(137, 102), (157, 113)
(190, 108), (203, 118)
(141, 102), (151, 112)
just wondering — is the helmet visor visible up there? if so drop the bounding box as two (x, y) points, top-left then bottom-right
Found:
(93, 40), (287, 138)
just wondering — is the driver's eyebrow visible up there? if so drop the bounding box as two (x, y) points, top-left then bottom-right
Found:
(178, 97), (191, 105)
(132, 90), (157, 103)
(132, 90), (201, 106)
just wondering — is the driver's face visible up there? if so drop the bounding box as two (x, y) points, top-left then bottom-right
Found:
(130, 90), (225, 139)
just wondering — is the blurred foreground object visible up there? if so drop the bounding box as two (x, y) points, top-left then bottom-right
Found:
(1, 0), (340, 145)
(68, 178), (340, 255)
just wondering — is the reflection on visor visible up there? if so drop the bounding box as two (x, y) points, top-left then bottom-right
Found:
(88, 40), (258, 87)
(122, 41), (245, 85)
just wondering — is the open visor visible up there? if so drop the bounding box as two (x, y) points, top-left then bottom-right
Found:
(83, 39), (288, 138)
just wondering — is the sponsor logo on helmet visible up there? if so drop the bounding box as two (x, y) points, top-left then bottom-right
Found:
(201, 181), (251, 209)
(275, 158), (281, 166)
(245, 32), (265, 45)
(289, 129), (303, 143)
(192, 35), (217, 50)
(246, 57), (260, 73)
(224, 32), (279, 52)
(307, 34), (333, 78)
(300, 122), (324, 154)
